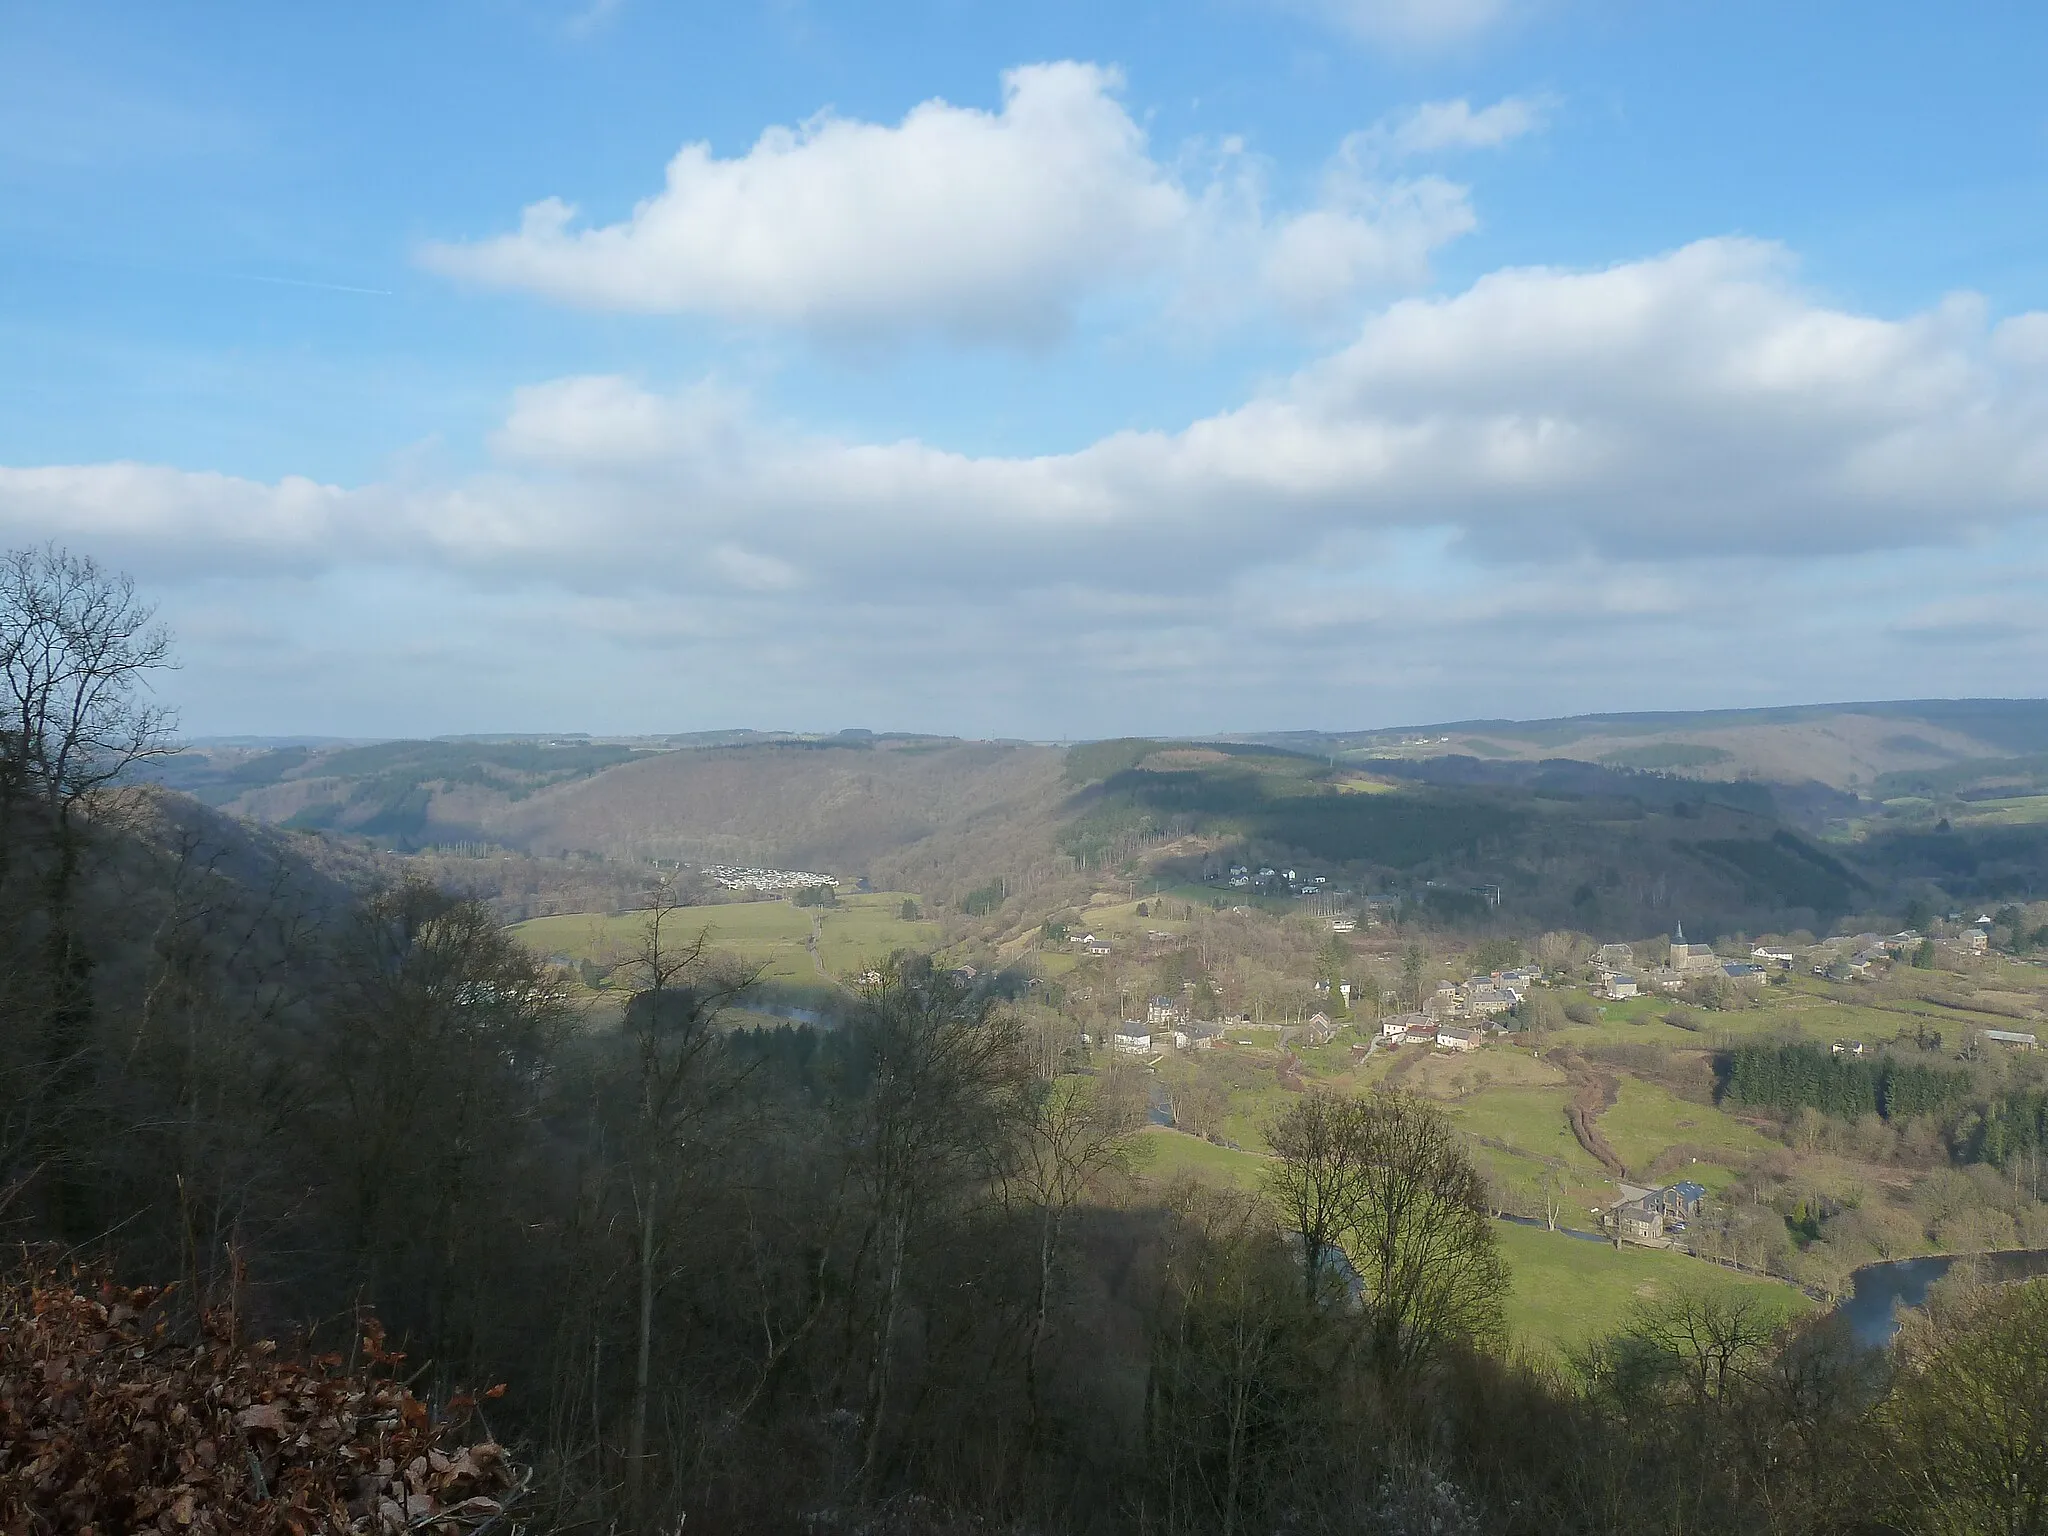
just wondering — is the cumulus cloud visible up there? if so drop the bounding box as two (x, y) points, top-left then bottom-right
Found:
(9, 239), (2048, 730)
(424, 63), (1490, 343)
(424, 63), (1187, 343)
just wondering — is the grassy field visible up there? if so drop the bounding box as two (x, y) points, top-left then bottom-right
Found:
(1599, 1079), (1778, 1178)
(509, 892), (942, 985)
(1129, 1130), (1809, 1358)
(1132, 1126), (1269, 1188)
(1495, 1221), (1812, 1360)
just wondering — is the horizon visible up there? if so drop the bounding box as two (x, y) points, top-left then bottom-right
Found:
(164, 692), (2048, 762)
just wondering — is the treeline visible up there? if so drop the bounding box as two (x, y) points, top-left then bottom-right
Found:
(1969, 1089), (2048, 1168)
(1723, 1041), (1970, 1123)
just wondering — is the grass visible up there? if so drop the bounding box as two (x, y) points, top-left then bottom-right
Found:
(1132, 1126), (1269, 1188)
(1598, 1079), (1777, 1178)
(1495, 1221), (1812, 1360)
(509, 892), (942, 986)
(1129, 1130), (1810, 1359)
(1447, 1085), (1595, 1173)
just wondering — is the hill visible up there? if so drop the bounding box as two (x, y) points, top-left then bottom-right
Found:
(144, 698), (2048, 936)
(1233, 697), (2048, 791)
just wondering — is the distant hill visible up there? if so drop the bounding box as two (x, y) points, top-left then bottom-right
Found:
(147, 698), (2048, 938)
(1231, 698), (2048, 790)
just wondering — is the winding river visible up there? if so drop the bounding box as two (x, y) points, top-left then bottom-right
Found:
(1837, 1249), (2048, 1346)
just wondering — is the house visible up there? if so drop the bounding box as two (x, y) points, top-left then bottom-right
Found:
(1721, 962), (1769, 985)
(1111, 1029), (1154, 1056)
(1381, 1011), (1428, 1041)
(1615, 1201), (1666, 1242)
(1752, 946), (1795, 967)
(1653, 1181), (1707, 1220)
(1832, 1040), (1866, 1057)
(1328, 917), (1357, 933)
(1985, 1030), (2039, 1050)
(1083, 939), (1112, 956)
(1148, 995), (1185, 1026)
(1464, 983), (1520, 1016)
(1436, 1025), (1482, 1052)
(1425, 981), (1464, 1019)
(1406, 1018), (1442, 1045)
(1605, 972), (1639, 1000)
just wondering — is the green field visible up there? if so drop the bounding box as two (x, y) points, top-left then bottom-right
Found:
(1599, 1079), (1777, 1177)
(1448, 1085), (1597, 1173)
(1132, 1126), (1269, 1188)
(509, 892), (942, 985)
(1130, 1130), (1808, 1357)
(1494, 1221), (1812, 1360)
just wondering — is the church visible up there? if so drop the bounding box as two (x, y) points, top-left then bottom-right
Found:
(1668, 921), (1721, 975)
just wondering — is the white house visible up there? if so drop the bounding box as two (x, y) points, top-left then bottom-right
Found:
(1381, 1011), (1427, 1041)
(1111, 1029), (1154, 1056)
(1605, 973), (1639, 1000)
(1436, 1025), (1482, 1052)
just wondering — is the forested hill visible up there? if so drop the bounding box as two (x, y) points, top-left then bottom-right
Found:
(147, 720), (2048, 937)
(1231, 697), (2048, 790)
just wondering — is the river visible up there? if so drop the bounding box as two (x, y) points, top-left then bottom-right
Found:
(1837, 1249), (2048, 1346)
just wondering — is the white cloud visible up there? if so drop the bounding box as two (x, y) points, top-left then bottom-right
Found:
(424, 62), (1188, 344)
(1289, 0), (1517, 48)
(1351, 96), (1550, 163)
(424, 63), (1483, 343)
(11, 240), (2048, 732)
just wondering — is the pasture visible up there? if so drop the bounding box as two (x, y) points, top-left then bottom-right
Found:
(1494, 1221), (1812, 1360)
(509, 892), (941, 985)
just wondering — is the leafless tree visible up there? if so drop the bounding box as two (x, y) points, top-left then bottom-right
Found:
(1008, 1068), (1142, 1428)
(616, 876), (754, 1532)
(1269, 1087), (1507, 1375)
(1, 546), (175, 1224)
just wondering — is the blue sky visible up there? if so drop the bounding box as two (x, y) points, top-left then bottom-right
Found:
(3, 0), (2046, 738)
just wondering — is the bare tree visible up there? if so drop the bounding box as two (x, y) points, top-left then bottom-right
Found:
(1, 546), (175, 1224)
(323, 879), (570, 1381)
(616, 876), (753, 1532)
(838, 955), (1025, 1487)
(1627, 1288), (1779, 1409)
(1269, 1087), (1507, 1375)
(1265, 1092), (1369, 1304)
(1008, 1068), (1141, 1429)
(0, 544), (176, 888)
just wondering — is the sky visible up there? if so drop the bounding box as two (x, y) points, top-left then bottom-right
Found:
(3, 0), (2047, 740)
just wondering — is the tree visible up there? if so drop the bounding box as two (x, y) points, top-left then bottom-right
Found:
(322, 880), (569, 1384)
(615, 876), (754, 1531)
(1345, 1089), (1508, 1373)
(0, 545), (175, 884)
(1401, 944), (1427, 1011)
(1626, 1288), (1779, 1408)
(1, 547), (175, 1220)
(1267, 1088), (1507, 1374)
(837, 955), (1026, 1485)
(1265, 1093), (1368, 1304)
(1883, 1277), (2048, 1535)
(1008, 1070), (1141, 1429)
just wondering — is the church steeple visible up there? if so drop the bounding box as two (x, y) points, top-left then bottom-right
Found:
(1674, 920), (1686, 944)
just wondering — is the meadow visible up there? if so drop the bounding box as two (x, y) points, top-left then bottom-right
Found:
(1493, 1222), (1811, 1360)
(1128, 1126), (1811, 1360)
(509, 891), (941, 985)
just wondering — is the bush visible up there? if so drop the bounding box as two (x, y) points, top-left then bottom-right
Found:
(1564, 1001), (1602, 1027)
